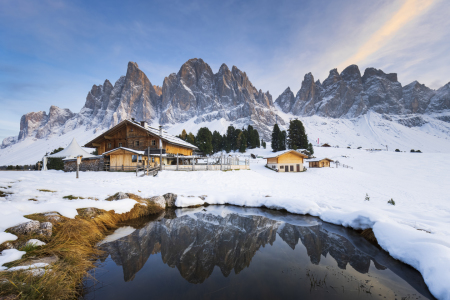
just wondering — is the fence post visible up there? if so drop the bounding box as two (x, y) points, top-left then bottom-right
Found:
(206, 158), (208, 171)
(220, 155), (223, 170)
(192, 156), (195, 171)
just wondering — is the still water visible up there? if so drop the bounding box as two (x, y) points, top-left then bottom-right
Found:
(83, 206), (434, 300)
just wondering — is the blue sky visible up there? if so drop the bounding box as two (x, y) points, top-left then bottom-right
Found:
(1, 0), (449, 140)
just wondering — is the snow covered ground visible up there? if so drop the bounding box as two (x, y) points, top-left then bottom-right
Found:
(0, 147), (449, 299)
(2, 112), (450, 166)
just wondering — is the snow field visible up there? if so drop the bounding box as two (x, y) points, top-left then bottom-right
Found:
(0, 147), (449, 299)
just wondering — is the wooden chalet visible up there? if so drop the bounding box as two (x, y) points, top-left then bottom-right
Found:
(265, 150), (308, 173)
(84, 119), (198, 171)
(308, 158), (334, 168)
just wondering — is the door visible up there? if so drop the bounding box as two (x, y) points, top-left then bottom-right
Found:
(296, 164), (300, 172)
(285, 165), (289, 172)
(290, 165), (294, 172)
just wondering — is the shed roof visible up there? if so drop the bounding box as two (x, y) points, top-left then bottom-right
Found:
(264, 150), (308, 159)
(308, 157), (334, 162)
(84, 119), (199, 150)
(102, 147), (145, 156)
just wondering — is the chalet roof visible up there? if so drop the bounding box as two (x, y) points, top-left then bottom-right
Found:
(84, 119), (199, 150)
(308, 157), (334, 162)
(46, 138), (96, 159)
(102, 147), (145, 156)
(264, 150), (308, 159)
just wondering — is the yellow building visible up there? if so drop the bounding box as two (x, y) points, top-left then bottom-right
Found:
(265, 150), (308, 172)
(308, 158), (334, 168)
(84, 119), (198, 171)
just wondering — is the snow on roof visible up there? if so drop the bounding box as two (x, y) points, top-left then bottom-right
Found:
(46, 138), (96, 159)
(308, 157), (334, 162)
(264, 150), (308, 159)
(102, 147), (145, 156)
(85, 119), (198, 150)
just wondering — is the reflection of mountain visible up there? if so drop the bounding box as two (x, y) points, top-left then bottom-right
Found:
(98, 210), (434, 299)
(278, 223), (381, 273)
(100, 213), (279, 283)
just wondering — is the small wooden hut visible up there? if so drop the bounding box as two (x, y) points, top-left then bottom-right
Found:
(265, 150), (308, 172)
(308, 158), (334, 168)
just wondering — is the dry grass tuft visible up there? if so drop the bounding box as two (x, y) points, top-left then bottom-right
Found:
(37, 189), (56, 193)
(360, 228), (378, 245)
(0, 197), (164, 299)
(63, 195), (85, 200)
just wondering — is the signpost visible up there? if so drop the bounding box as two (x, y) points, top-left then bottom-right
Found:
(76, 155), (82, 179)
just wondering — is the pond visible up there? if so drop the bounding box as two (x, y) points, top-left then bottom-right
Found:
(82, 206), (435, 300)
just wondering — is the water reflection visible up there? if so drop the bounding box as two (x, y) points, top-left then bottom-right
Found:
(89, 207), (434, 299)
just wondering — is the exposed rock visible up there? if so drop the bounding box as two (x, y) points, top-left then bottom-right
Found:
(77, 207), (105, 219)
(115, 192), (129, 200)
(148, 196), (166, 209)
(36, 222), (52, 237)
(44, 212), (61, 223)
(17, 255), (59, 267)
(397, 116), (428, 127)
(163, 193), (177, 208)
(8, 221), (40, 235)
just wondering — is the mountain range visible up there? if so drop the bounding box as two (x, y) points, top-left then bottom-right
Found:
(1, 58), (450, 164)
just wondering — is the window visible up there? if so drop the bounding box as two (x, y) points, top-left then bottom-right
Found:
(272, 165), (276, 169)
(138, 155), (142, 163)
(130, 128), (133, 132)
(118, 142), (122, 147)
(151, 140), (156, 146)
(152, 157), (155, 162)
(132, 155), (137, 162)
(290, 165), (294, 171)
(280, 165), (284, 169)
(135, 141), (139, 147)
(107, 143), (111, 148)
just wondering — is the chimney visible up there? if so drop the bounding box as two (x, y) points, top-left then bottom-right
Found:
(131, 117), (135, 122)
(140, 121), (148, 128)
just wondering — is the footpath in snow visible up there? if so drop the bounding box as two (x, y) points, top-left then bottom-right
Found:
(0, 147), (449, 299)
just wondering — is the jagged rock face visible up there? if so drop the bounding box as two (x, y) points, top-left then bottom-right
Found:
(279, 65), (450, 121)
(77, 62), (160, 131)
(153, 85), (162, 96)
(275, 87), (296, 113)
(427, 82), (450, 113)
(35, 106), (74, 139)
(18, 111), (48, 140)
(401, 81), (434, 114)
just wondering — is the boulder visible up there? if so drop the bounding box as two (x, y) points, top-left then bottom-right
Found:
(44, 212), (61, 222)
(8, 220), (40, 235)
(77, 207), (104, 219)
(116, 192), (128, 200)
(36, 222), (52, 237)
(163, 193), (177, 207)
(148, 196), (166, 209)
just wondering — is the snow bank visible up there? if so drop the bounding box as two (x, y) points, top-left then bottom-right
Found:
(0, 147), (449, 298)
(0, 249), (26, 271)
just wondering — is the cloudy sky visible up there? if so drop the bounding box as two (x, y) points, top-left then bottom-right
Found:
(1, 0), (449, 140)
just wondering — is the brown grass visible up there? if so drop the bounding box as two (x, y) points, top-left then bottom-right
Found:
(360, 228), (378, 245)
(0, 195), (164, 299)
(37, 189), (56, 193)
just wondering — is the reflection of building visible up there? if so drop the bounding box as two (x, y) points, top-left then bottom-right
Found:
(265, 150), (308, 172)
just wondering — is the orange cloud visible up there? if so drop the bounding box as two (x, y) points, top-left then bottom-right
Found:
(338, 0), (436, 70)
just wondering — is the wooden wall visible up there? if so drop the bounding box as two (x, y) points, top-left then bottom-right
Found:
(278, 152), (304, 164)
(267, 157), (278, 164)
(93, 123), (193, 156)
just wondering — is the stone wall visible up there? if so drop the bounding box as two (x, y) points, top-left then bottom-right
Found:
(64, 157), (104, 172)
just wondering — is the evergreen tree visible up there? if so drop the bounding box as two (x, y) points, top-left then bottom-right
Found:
(247, 125), (255, 148)
(227, 126), (237, 151)
(186, 132), (195, 145)
(234, 129), (242, 151)
(212, 131), (223, 153)
(46, 147), (65, 170)
(280, 131), (287, 151)
(237, 131), (247, 153)
(254, 130), (260, 148)
(262, 139), (266, 149)
(196, 127), (213, 155)
(307, 143), (314, 155)
(287, 119), (308, 150)
(180, 129), (187, 141)
(271, 124), (281, 152)
(223, 134), (231, 153)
